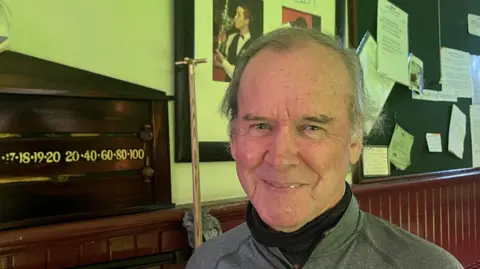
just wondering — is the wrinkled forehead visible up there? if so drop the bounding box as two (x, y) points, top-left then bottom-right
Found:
(237, 44), (352, 114)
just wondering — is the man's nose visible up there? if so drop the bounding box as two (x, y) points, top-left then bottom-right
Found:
(264, 127), (300, 169)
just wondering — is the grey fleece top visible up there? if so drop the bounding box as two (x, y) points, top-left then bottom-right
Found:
(186, 197), (463, 269)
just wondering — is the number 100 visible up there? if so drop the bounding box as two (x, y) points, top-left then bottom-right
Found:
(129, 149), (144, 159)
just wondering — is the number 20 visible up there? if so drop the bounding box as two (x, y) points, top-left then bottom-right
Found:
(65, 151), (80, 162)
(46, 151), (61, 163)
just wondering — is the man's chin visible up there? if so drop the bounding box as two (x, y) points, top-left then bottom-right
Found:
(256, 207), (306, 233)
(251, 184), (311, 232)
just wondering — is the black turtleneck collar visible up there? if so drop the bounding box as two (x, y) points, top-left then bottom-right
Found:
(246, 182), (352, 267)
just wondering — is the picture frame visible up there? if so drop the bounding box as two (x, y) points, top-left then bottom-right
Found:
(347, 0), (358, 47)
(174, 0), (348, 162)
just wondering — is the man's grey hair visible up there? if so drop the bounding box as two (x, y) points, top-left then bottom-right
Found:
(220, 27), (381, 139)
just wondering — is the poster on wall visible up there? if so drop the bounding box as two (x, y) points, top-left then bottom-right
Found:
(281, 6), (321, 30)
(213, 0), (264, 82)
(174, 0), (345, 163)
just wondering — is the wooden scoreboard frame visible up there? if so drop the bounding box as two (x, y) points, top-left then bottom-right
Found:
(0, 51), (174, 230)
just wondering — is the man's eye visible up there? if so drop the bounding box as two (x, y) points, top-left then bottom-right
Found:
(301, 125), (321, 131)
(251, 123), (271, 130)
(245, 123), (272, 137)
(300, 125), (327, 139)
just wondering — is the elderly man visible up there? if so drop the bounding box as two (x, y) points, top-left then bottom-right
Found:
(187, 28), (462, 268)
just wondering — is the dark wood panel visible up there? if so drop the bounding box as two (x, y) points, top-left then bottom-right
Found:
(78, 240), (109, 265)
(0, 51), (169, 101)
(48, 244), (79, 269)
(152, 101), (172, 205)
(109, 236), (136, 260)
(0, 137), (147, 176)
(0, 94), (150, 133)
(0, 173), (152, 228)
(11, 249), (46, 269)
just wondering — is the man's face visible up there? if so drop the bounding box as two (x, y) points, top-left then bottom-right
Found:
(234, 7), (249, 30)
(230, 43), (362, 232)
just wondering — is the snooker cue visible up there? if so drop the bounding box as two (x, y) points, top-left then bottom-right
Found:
(175, 57), (207, 249)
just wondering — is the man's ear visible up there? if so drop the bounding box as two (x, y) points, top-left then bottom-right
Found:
(230, 138), (237, 160)
(349, 135), (363, 164)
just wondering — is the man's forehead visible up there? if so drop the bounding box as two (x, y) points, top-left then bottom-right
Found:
(250, 40), (343, 62)
(238, 44), (350, 97)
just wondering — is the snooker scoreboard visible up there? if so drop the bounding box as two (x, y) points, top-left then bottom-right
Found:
(0, 51), (174, 230)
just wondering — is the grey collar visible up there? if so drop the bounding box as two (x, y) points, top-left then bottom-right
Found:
(257, 196), (362, 267)
(310, 196), (362, 257)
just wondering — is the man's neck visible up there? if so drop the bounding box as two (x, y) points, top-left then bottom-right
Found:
(246, 182), (353, 266)
(239, 27), (250, 36)
(270, 185), (347, 233)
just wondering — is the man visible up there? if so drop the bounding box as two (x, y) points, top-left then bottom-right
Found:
(214, 4), (253, 81)
(188, 28), (463, 268)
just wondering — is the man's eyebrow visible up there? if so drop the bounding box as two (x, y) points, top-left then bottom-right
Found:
(240, 114), (334, 124)
(302, 115), (334, 124)
(241, 114), (270, 121)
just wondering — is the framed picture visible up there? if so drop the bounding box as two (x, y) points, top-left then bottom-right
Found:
(281, 6), (321, 30)
(347, 0), (358, 47)
(174, 0), (347, 162)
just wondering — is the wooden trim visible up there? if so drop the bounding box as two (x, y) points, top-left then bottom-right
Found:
(0, 52), (167, 100)
(0, 209), (182, 249)
(356, 168), (480, 186)
(0, 199), (247, 250)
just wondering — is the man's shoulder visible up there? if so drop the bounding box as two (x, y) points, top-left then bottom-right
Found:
(360, 212), (463, 268)
(186, 223), (251, 269)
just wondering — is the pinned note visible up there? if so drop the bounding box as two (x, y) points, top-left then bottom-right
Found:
(357, 32), (395, 135)
(471, 55), (480, 105)
(388, 124), (414, 171)
(412, 89), (457, 102)
(377, 0), (410, 86)
(448, 105), (467, 159)
(426, 133), (442, 152)
(362, 146), (390, 177)
(441, 47), (473, 98)
(468, 14), (480, 37)
(470, 105), (480, 167)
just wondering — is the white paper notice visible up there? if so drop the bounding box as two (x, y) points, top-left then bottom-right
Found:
(388, 124), (414, 171)
(470, 105), (480, 167)
(358, 33), (395, 135)
(468, 14), (480, 37)
(441, 47), (473, 98)
(426, 133), (442, 152)
(362, 146), (390, 177)
(412, 89), (457, 102)
(448, 105), (467, 159)
(377, 0), (409, 86)
(471, 55), (480, 105)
